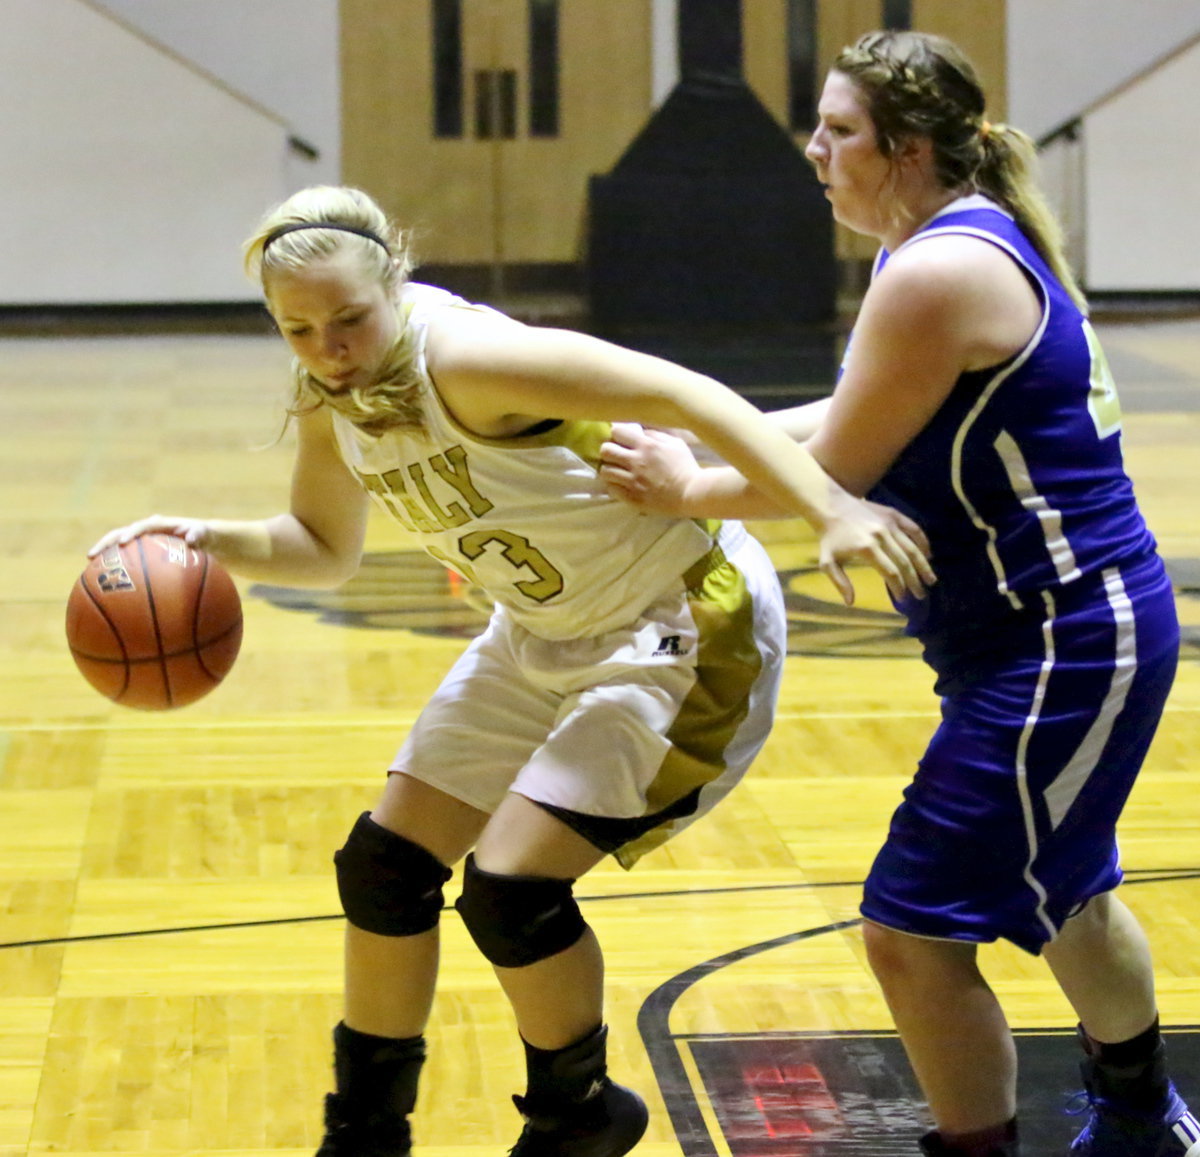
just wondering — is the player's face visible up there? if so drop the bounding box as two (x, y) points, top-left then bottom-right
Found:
(805, 71), (894, 239)
(267, 250), (398, 391)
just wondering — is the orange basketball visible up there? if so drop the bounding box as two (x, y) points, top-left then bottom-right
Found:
(65, 534), (243, 710)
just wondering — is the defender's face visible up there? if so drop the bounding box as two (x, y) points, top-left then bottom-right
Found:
(805, 71), (894, 240)
(267, 250), (398, 391)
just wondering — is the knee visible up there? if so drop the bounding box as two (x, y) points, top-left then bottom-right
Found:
(862, 919), (914, 981)
(1060, 890), (1118, 938)
(455, 853), (587, 968)
(334, 812), (453, 936)
(862, 920), (980, 989)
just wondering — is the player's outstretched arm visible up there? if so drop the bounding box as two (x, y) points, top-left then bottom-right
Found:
(600, 423), (933, 604)
(87, 409), (369, 589)
(764, 397), (833, 442)
(434, 316), (932, 604)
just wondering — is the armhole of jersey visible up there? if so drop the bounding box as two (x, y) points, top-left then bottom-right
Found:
(404, 287), (503, 394)
(900, 224), (1052, 368)
(415, 352), (581, 451)
(406, 296), (490, 443)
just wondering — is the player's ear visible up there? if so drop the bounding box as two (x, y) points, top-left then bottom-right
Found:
(895, 133), (933, 171)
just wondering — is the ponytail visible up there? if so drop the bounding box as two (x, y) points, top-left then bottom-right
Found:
(976, 124), (1087, 311)
(834, 31), (1087, 311)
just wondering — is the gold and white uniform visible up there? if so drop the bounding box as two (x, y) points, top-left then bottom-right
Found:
(330, 284), (786, 866)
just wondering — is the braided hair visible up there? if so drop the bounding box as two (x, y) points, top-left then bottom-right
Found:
(834, 31), (1086, 310)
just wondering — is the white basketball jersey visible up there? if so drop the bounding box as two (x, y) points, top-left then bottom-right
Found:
(329, 283), (720, 640)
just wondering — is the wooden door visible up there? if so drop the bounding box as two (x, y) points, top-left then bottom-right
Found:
(342, 0), (654, 271)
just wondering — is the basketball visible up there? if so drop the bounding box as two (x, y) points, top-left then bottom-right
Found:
(65, 534), (243, 710)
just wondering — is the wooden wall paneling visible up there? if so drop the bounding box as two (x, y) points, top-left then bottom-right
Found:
(498, 0), (652, 263)
(742, 0), (789, 129)
(342, 0), (654, 268)
(341, 0), (498, 264)
(340, 0), (1006, 271)
(911, 0), (1007, 120)
(816, 0), (885, 77)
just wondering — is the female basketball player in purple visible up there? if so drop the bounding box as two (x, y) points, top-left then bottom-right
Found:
(89, 185), (931, 1157)
(600, 30), (1196, 1157)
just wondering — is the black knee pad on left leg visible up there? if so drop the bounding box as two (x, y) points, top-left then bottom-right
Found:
(455, 853), (587, 967)
(334, 812), (453, 936)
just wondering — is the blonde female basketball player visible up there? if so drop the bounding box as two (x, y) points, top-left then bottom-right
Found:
(89, 184), (931, 1157)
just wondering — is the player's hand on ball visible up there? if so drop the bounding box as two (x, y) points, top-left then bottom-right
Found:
(88, 515), (211, 558)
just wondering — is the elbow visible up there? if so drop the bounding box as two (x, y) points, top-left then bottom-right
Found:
(282, 546), (361, 590)
(806, 442), (871, 498)
(289, 515), (364, 588)
(318, 551), (363, 589)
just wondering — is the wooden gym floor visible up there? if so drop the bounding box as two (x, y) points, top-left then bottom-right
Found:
(0, 309), (1197, 1156)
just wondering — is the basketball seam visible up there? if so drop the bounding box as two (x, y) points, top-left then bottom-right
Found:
(136, 535), (172, 708)
(191, 553), (244, 683)
(75, 575), (132, 698)
(192, 552), (221, 683)
(66, 619), (244, 665)
(195, 615), (244, 680)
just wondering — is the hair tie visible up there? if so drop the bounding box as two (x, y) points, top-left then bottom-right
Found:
(263, 221), (391, 255)
(980, 119), (993, 140)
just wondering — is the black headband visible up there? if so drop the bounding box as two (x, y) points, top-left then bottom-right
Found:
(262, 221), (391, 255)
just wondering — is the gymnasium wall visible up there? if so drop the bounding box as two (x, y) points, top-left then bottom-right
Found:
(95, 0), (341, 190)
(1083, 37), (1200, 292)
(4, 0), (1199, 306)
(1006, 0), (1200, 142)
(1010, 1), (1200, 294)
(0, 0), (322, 305)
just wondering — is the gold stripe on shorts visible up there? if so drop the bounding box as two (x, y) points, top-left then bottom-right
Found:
(616, 553), (761, 867)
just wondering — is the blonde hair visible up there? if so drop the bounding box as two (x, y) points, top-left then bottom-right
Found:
(244, 185), (429, 435)
(834, 31), (1087, 312)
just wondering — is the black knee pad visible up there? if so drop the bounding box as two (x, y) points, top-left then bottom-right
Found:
(455, 853), (587, 968)
(334, 812), (453, 936)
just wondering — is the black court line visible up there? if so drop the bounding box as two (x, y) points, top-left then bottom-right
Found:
(638, 919), (863, 1156)
(1, 866), (1196, 951)
(5, 867), (1199, 1151)
(682, 1024), (1200, 1042)
(0, 878), (867, 950)
(634, 869), (1200, 1156)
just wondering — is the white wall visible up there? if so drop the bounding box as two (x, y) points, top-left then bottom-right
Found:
(1007, 0), (1200, 141)
(5, 1), (1197, 303)
(1008, 1), (1200, 292)
(1085, 38), (1200, 291)
(651, 0), (680, 107)
(0, 0), (303, 303)
(93, 0), (340, 189)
